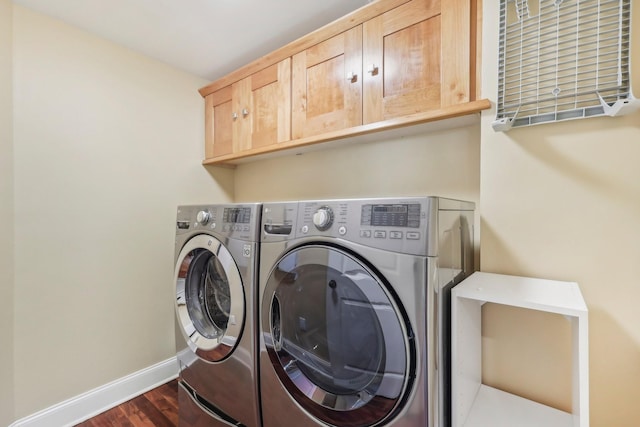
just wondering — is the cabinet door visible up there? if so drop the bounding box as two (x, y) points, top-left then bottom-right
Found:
(206, 59), (291, 158)
(363, 0), (442, 123)
(205, 86), (234, 159)
(236, 58), (291, 151)
(292, 26), (362, 139)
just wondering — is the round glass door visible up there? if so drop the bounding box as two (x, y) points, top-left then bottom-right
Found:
(175, 234), (245, 362)
(263, 244), (414, 427)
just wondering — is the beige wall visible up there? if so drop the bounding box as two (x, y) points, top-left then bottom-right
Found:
(234, 120), (481, 205)
(0, 0), (15, 425)
(480, 0), (640, 426)
(12, 6), (233, 418)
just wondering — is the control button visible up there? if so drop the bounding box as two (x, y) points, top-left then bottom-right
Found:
(374, 230), (387, 239)
(243, 226), (250, 231)
(312, 206), (334, 231)
(360, 230), (372, 238)
(223, 225), (230, 231)
(196, 210), (211, 225)
(406, 232), (421, 240)
(302, 225), (309, 234)
(390, 231), (403, 239)
(210, 223), (216, 229)
(338, 226), (347, 236)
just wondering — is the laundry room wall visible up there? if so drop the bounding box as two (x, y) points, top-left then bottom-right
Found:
(11, 5), (234, 419)
(233, 121), (481, 214)
(0, 0), (15, 425)
(479, 0), (640, 426)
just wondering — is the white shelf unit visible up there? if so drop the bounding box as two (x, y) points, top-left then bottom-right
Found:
(451, 272), (589, 427)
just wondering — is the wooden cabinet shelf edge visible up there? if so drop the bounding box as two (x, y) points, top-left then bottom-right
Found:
(202, 99), (490, 166)
(201, 0), (487, 166)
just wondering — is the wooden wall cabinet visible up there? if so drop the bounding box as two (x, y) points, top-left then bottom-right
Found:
(363, 0), (480, 120)
(200, 0), (489, 165)
(204, 59), (291, 159)
(363, 0), (443, 123)
(292, 26), (363, 139)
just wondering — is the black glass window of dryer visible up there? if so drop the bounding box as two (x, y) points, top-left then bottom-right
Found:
(265, 245), (410, 426)
(185, 248), (232, 338)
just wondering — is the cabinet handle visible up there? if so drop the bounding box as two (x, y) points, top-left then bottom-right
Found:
(242, 108), (249, 117)
(367, 64), (378, 75)
(232, 112), (238, 120)
(346, 71), (357, 82)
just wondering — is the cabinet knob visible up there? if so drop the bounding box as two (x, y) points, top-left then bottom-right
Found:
(242, 108), (249, 117)
(346, 71), (357, 82)
(232, 112), (238, 120)
(367, 64), (378, 75)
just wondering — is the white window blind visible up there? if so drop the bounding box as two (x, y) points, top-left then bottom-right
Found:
(493, 0), (637, 131)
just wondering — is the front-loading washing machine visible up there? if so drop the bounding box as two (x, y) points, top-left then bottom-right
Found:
(258, 197), (474, 427)
(174, 204), (261, 427)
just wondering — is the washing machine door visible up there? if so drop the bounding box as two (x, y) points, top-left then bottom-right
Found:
(263, 244), (414, 427)
(175, 234), (245, 362)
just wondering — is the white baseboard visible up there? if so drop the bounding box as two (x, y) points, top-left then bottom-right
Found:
(10, 356), (178, 427)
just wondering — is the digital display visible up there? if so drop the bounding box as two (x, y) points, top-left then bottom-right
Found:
(372, 205), (408, 227)
(223, 207), (251, 224)
(374, 205), (408, 214)
(361, 204), (421, 228)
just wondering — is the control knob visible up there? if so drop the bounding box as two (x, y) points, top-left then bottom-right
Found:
(312, 206), (334, 231)
(196, 210), (211, 225)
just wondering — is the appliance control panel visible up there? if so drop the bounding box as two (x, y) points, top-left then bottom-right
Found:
(176, 204), (261, 242)
(261, 197), (474, 256)
(297, 198), (432, 255)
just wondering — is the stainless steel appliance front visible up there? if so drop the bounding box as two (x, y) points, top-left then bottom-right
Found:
(259, 197), (474, 427)
(174, 204), (261, 427)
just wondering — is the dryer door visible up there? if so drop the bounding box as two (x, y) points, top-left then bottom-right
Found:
(263, 244), (414, 427)
(175, 234), (245, 362)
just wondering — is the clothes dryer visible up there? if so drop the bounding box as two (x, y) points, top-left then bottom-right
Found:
(174, 204), (261, 427)
(258, 197), (474, 427)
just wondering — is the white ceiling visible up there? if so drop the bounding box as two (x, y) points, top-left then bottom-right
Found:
(13, 0), (370, 82)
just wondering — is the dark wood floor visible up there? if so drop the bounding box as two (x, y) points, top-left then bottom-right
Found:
(75, 379), (179, 427)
